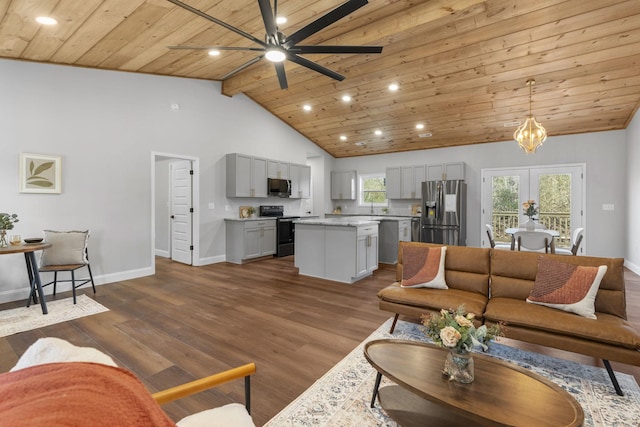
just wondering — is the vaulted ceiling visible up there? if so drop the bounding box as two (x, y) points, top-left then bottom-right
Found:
(2, 0), (639, 158)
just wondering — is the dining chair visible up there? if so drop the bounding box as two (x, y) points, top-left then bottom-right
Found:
(38, 230), (96, 304)
(514, 230), (554, 253)
(555, 227), (584, 256)
(485, 224), (511, 250)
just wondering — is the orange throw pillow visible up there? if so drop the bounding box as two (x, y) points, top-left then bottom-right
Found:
(526, 257), (607, 319)
(401, 246), (447, 289)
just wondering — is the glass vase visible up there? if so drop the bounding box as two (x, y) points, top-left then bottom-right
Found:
(0, 230), (7, 248)
(443, 350), (474, 383)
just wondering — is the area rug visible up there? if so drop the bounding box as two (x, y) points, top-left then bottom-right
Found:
(264, 318), (640, 427)
(0, 295), (109, 337)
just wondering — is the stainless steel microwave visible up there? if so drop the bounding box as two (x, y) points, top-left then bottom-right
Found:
(268, 178), (291, 197)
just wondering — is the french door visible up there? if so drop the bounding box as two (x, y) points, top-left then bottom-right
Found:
(481, 164), (585, 252)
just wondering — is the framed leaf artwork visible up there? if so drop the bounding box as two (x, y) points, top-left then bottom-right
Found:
(19, 153), (62, 194)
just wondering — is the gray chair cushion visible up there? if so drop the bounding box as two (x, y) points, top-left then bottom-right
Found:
(40, 230), (89, 266)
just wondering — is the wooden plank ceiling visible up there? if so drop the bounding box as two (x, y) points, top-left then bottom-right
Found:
(1, 0), (639, 158)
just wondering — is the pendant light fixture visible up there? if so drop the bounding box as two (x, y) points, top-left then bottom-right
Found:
(513, 79), (547, 154)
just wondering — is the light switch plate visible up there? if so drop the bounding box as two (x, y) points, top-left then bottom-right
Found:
(602, 203), (615, 211)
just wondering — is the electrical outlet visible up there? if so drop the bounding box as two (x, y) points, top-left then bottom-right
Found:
(602, 203), (614, 211)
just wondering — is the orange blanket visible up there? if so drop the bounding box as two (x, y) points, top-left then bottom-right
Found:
(0, 362), (176, 426)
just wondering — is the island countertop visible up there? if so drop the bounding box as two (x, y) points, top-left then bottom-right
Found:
(294, 217), (380, 227)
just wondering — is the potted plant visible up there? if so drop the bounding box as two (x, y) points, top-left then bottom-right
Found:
(0, 213), (19, 247)
(247, 207), (256, 218)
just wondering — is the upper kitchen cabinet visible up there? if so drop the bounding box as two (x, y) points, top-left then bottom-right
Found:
(267, 160), (289, 179)
(386, 165), (425, 200)
(290, 163), (311, 199)
(226, 153), (268, 198)
(426, 162), (466, 181)
(331, 170), (356, 200)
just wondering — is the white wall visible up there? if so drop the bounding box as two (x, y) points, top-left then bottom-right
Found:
(332, 130), (629, 258)
(626, 110), (640, 273)
(0, 59), (331, 303)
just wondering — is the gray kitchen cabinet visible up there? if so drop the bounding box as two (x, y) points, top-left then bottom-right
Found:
(379, 219), (411, 264)
(356, 225), (379, 277)
(386, 165), (425, 200)
(330, 170), (356, 200)
(426, 162), (466, 181)
(296, 221), (378, 283)
(267, 160), (289, 179)
(289, 163), (311, 199)
(225, 219), (276, 264)
(226, 153), (268, 198)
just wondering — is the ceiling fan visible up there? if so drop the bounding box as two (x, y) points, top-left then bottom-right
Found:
(167, 0), (383, 89)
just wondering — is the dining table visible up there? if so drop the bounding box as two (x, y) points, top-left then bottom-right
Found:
(0, 242), (51, 314)
(505, 228), (560, 253)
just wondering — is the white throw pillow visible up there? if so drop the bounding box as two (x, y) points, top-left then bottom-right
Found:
(40, 230), (89, 266)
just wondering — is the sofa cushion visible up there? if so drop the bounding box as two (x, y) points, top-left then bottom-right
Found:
(485, 298), (640, 350)
(490, 250), (626, 319)
(401, 246), (447, 289)
(397, 242), (490, 296)
(526, 257), (607, 319)
(378, 282), (488, 321)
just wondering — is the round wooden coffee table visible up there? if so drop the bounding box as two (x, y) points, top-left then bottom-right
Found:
(364, 339), (583, 427)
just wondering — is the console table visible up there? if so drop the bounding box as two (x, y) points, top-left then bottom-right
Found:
(0, 242), (51, 314)
(364, 339), (583, 427)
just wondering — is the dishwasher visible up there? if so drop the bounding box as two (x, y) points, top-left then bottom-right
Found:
(411, 217), (421, 242)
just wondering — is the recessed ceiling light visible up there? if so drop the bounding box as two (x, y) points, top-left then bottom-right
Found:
(388, 83), (399, 91)
(303, 104), (312, 112)
(416, 123), (425, 130)
(340, 135), (347, 141)
(35, 16), (58, 25)
(374, 129), (382, 136)
(208, 49), (220, 56)
(355, 141), (367, 146)
(342, 95), (352, 102)
(276, 16), (287, 25)
(265, 49), (286, 62)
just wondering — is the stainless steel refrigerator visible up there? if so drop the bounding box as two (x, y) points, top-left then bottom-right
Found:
(420, 180), (466, 246)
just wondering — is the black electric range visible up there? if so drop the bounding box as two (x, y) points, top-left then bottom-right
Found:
(259, 205), (300, 257)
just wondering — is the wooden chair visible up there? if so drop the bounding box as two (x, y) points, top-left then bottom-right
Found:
(37, 230), (96, 304)
(153, 362), (256, 414)
(555, 227), (584, 256)
(514, 230), (554, 253)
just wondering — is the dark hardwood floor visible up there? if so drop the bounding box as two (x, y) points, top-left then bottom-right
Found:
(1, 256), (639, 426)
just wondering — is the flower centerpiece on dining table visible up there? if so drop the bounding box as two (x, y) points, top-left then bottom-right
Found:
(422, 305), (502, 383)
(0, 213), (19, 248)
(522, 200), (539, 230)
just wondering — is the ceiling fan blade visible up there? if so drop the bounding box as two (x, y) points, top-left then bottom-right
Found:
(288, 54), (345, 81)
(275, 62), (288, 89)
(221, 55), (265, 80)
(168, 46), (265, 52)
(293, 45), (382, 54)
(167, 0), (267, 48)
(284, 0), (368, 48)
(258, 0), (278, 42)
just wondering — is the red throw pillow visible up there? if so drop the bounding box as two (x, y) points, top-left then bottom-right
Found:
(526, 257), (607, 319)
(401, 246), (447, 289)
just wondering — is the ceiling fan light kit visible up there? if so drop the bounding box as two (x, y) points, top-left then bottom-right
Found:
(514, 78), (547, 154)
(167, 0), (383, 89)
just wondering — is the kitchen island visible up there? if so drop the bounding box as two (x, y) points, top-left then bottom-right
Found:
(294, 217), (379, 284)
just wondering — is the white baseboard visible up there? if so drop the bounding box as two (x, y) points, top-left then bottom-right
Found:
(625, 259), (640, 276)
(197, 255), (226, 266)
(0, 266), (154, 305)
(155, 249), (170, 258)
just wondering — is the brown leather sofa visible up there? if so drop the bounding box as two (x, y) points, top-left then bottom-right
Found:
(377, 242), (640, 395)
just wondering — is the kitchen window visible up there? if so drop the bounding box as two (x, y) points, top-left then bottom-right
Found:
(358, 173), (387, 207)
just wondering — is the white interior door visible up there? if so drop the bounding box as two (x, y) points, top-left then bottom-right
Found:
(171, 160), (193, 265)
(481, 169), (529, 247)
